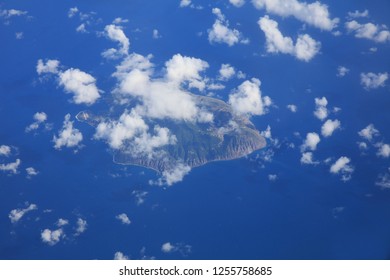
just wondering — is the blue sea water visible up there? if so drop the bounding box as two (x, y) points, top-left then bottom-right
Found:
(1, 0), (390, 259)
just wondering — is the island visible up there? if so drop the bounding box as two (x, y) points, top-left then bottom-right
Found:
(76, 94), (266, 172)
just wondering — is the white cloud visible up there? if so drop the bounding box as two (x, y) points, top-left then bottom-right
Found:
(9, 203), (37, 223)
(41, 228), (64, 246)
(68, 7), (79, 18)
(114, 251), (129, 260)
(132, 190), (148, 206)
(161, 242), (175, 253)
(300, 152), (319, 165)
(36, 59), (60, 75)
(357, 141), (368, 151)
(160, 164), (191, 186)
(152, 29), (161, 39)
(113, 53), (212, 122)
(59, 68), (101, 105)
(230, 0), (245, 7)
(345, 21), (390, 43)
(94, 110), (176, 156)
(76, 23), (87, 33)
(261, 125), (272, 139)
(252, 0), (339, 31)
(179, 0), (192, 7)
(228, 78), (271, 116)
(0, 159), (21, 174)
(0, 9), (28, 19)
(237, 71), (246, 79)
(102, 24), (130, 59)
(53, 114), (83, 150)
(208, 8), (246, 46)
(0, 145), (11, 157)
(377, 143), (390, 158)
(376, 172), (390, 190)
(26, 167), (39, 177)
(358, 124), (379, 141)
(113, 18), (129, 25)
(330, 156), (354, 181)
(301, 132), (320, 151)
(218, 64), (236, 81)
(337, 66), (349, 77)
(321, 119), (341, 137)
(165, 54), (209, 91)
(161, 242), (191, 255)
(116, 213), (131, 225)
(360, 72), (388, 90)
(268, 174), (278, 181)
(57, 218), (69, 227)
(26, 112), (48, 132)
(258, 16), (320, 62)
(348, 10), (369, 19)
(15, 32), (23, 39)
(287, 104), (297, 113)
(75, 218), (87, 236)
(313, 97), (328, 121)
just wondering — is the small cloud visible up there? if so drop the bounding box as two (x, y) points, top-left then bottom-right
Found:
(357, 141), (368, 151)
(0, 145), (11, 157)
(228, 78), (271, 116)
(360, 72), (388, 90)
(332, 206), (345, 219)
(116, 213), (131, 225)
(347, 10), (369, 19)
(26, 112), (48, 132)
(26, 167), (39, 178)
(152, 29), (161, 39)
(179, 0), (192, 8)
(68, 7), (79, 18)
(346, 20), (390, 43)
(114, 251), (129, 260)
(337, 66), (349, 77)
(151, 164), (191, 186)
(330, 156), (354, 181)
(15, 32), (23, 39)
(36, 59), (60, 75)
(75, 218), (87, 236)
(258, 16), (321, 62)
(113, 18), (129, 24)
(208, 8), (247, 46)
(59, 68), (101, 105)
(9, 203), (37, 223)
(132, 190), (148, 206)
(376, 143), (390, 158)
(0, 9), (28, 20)
(376, 170), (390, 190)
(321, 119), (341, 137)
(53, 114), (83, 150)
(0, 159), (21, 174)
(268, 174), (278, 181)
(41, 228), (64, 246)
(102, 24), (130, 59)
(229, 0), (245, 8)
(161, 242), (191, 256)
(300, 152), (319, 165)
(301, 132), (320, 152)
(76, 23), (87, 33)
(252, 0), (339, 31)
(56, 218), (69, 227)
(218, 64), (235, 81)
(358, 124), (380, 141)
(313, 97), (328, 121)
(161, 242), (175, 253)
(287, 104), (297, 113)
